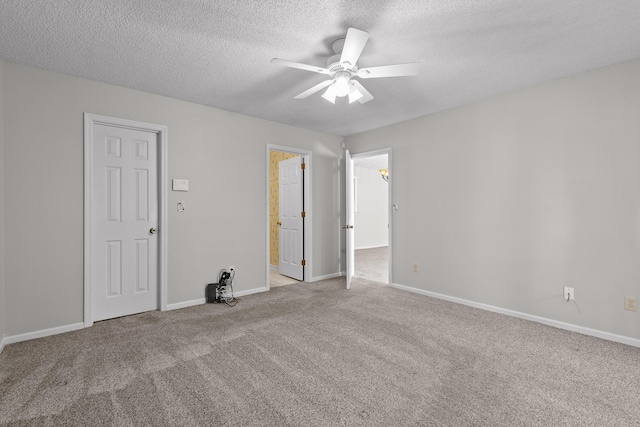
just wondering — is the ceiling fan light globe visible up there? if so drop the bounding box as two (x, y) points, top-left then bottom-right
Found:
(322, 85), (337, 103)
(334, 73), (351, 97)
(348, 84), (363, 103)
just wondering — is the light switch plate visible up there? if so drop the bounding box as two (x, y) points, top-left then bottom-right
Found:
(564, 286), (574, 301)
(172, 179), (189, 191)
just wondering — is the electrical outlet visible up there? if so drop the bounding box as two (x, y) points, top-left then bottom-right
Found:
(563, 287), (574, 301)
(413, 263), (418, 273)
(624, 296), (637, 311)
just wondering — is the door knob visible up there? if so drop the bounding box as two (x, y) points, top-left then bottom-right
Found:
(150, 227), (157, 234)
(277, 221), (282, 226)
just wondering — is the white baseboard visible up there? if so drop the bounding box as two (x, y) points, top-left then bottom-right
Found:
(166, 298), (206, 311)
(165, 286), (269, 311)
(2, 286), (271, 349)
(310, 272), (343, 282)
(3, 322), (85, 348)
(355, 244), (388, 250)
(389, 282), (640, 349)
(234, 286), (268, 297)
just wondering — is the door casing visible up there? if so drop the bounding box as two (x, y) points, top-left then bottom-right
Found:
(84, 113), (168, 327)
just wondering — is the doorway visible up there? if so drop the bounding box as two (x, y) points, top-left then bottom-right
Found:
(347, 149), (392, 286)
(84, 114), (168, 327)
(266, 145), (312, 289)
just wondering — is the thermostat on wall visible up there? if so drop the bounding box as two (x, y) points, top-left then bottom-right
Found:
(172, 179), (189, 191)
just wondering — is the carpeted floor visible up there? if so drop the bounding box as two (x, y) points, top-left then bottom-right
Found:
(272, 246), (388, 288)
(1, 277), (639, 426)
(355, 246), (388, 283)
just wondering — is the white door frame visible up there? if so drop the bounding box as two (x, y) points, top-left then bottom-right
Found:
(266, 144), (312, 288)
(348, 148), (393, 286)
(84, 113), (168, 327)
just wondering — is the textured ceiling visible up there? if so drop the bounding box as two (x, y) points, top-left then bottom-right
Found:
(2, 1), (640, 136)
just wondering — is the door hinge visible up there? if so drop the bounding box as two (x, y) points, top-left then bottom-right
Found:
(301, 163), (306, 170)
(301, 259), (306, 266)
(301, 211), (306, 218)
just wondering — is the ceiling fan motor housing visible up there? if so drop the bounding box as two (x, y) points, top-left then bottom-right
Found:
(327, 54), (357, 74)
(328, 37), (359, 76)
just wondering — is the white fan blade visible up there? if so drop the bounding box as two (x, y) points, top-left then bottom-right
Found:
(294, 80), (334, 99)
(271, 58), (330, 75)
(351, 80), (373, 104)
(340, 28), (369, 68)
(358, 63), (419, 78)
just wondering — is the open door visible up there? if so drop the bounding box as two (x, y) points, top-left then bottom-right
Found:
(278, 155), (304, 280)
(345, 150), (354, 289)
(352, 152), (390, 284)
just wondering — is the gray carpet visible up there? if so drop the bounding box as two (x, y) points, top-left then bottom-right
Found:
(1, 277), (639, 426)
(355, 246), (388, 283)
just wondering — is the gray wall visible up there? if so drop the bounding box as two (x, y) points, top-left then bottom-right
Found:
(3, 61), (343, 337)
(354, 166), (388, 249)
(0, 59), (5, 344)
(346, 58), (640, 340)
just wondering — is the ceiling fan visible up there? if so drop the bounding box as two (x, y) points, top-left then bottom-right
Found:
(271, 28), (419, 104)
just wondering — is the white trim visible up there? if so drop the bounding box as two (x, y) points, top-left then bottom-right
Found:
(310, 272), (343, 282)
(166, 287), (269, 311)
(354, 244), (389, 250)
(349, 148), (393, 286)
(389, 282), (640, 348)
(3, 322), (85, 346)
(3, 286), (269, 348)
(166, 298), (206, 311)
(266, 145), (313, 290)
(84, 113), (169, 328)
(234, 286), (268, 297)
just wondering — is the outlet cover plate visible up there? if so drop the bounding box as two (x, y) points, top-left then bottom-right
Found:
(624, 296), (637, 311)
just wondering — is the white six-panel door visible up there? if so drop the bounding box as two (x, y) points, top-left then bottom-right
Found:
(91, 123), (159, 321)
(279, 156), (304, 280)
